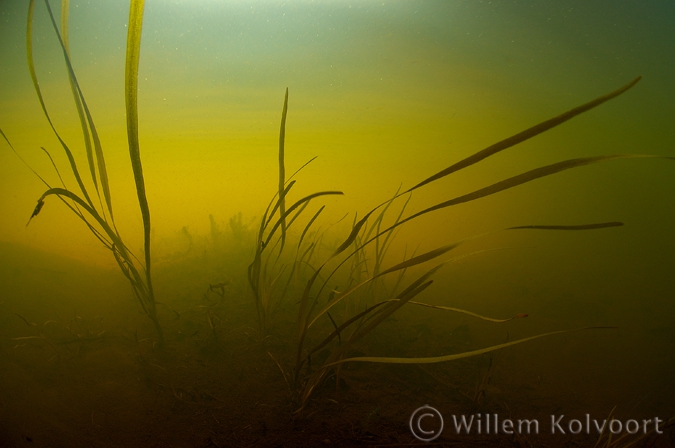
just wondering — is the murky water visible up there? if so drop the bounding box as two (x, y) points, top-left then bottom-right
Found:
(1, 1), (673, 446)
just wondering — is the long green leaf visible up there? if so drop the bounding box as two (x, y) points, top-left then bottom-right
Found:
(58, 0), (97, 205)
(124, 0), (153, 293)
(37, 189), (123, 262)
(278, 88), (289, 253)
(374, 243), (460, 279)
(307, 245), (457, 331)
(508, 222), (623, 231)
(298, 206), (325, 250)
(298, 277), (436, 406)
(332, 210), (375, 257)
(124, 0), (163, 345)
(406, 77), (642, 192)
(264, 180), (296, 231)
(342, 77), (643, 228)
(368, 154), (671, 248)
(27, 0), (93, 209)
(2, 131), (115, 249)
(326, 327), (616, 366)
(306, 300), (391, 359)
(263, 191), (343, 249)
(405, 300), (528, 323)
(1, 128), (51, 188)
(44, 0), (115, 223)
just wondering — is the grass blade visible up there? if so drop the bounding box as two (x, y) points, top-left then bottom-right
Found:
(407, 77), (642, 192)
(27, 0), (94, 209)
(307, 244), (457, 331)
(326, 327), (616, 366)
(124, 1), (150, 273)
(44, 0), (115, 223)
(405, 300), (528, 323)
(1, 128), (51, 188)
(508, 222), (623, 231)
(278, 88), (289, 253)
(58, 0), (98, 204)
(372, 154), (672, 245)
(263, 191), (343, 249)
(124, 0), (162, 345)
(374, 243), (460, 279)
(298, 206), (325, 250)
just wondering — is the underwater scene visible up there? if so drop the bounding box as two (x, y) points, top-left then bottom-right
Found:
(1, 1), (674, 446)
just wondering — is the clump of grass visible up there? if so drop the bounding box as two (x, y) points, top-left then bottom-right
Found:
(277, 76), (673, 410)
(2, 0), (163, 345)
(247, 88), (344, 337)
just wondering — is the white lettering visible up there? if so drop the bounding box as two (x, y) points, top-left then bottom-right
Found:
(568, 419), (582, 434)
(518, 419), (539, 434)
(551, 415), (565, 434)
(643, 418), (652, 433)
(593, 418), (607, 433)
(502, 419), (514, 434)
(609, 419), (623, 434)
(625, 420), (639, 434)
(452, 415), (474, 434)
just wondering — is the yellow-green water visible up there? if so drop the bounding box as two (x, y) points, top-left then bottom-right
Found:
(0, 1), (673, 446)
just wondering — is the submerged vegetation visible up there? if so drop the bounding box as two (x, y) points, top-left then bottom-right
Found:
(247, 89), (345, 337)
(1, 0), (163, 345)
(1, 2), (673, 440)
(246, 78), (673, 410)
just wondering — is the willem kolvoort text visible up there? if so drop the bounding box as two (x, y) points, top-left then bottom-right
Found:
(449, 413), (664, 435)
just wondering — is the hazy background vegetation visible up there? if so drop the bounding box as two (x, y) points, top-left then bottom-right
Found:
(0, 1), (674, 426)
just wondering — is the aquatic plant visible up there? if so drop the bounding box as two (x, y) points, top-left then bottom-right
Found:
(247, 88), (344, 337)
(10, 311), (106, 362)
(260, 77), (673, 410)
(1, 0), (163, 345)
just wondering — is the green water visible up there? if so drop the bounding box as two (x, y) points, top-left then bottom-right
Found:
(0, 1), (673, 446)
